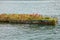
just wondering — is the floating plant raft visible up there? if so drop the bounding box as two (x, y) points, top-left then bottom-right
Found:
(0, 14), (58, 25)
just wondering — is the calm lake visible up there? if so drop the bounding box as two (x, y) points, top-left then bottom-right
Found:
(0, 1), (60, 40)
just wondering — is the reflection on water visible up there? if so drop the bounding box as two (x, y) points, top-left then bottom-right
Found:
(0, 1), (59, 40)
(0, 23), (59, 40)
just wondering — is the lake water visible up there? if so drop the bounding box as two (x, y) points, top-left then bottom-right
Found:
(0, 1), (60, 40)
(0, 20), (60, 40)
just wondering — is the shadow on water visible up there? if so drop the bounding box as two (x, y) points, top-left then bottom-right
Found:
(27, 24), (56, 30)
(0, 22), (56, 30)
(8, 23), (56, 30)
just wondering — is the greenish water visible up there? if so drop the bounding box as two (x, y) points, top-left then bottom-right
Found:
(0, 22), (59, 40)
